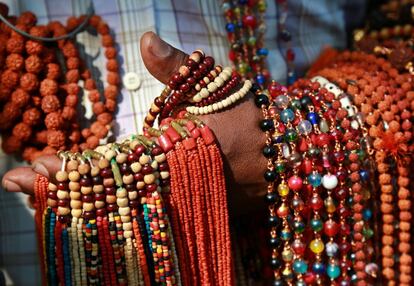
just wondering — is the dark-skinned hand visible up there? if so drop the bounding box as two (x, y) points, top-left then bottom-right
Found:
(1, 32), (267, 215)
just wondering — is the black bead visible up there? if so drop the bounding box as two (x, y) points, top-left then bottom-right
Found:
(300, 95), (313, 109)
(92, 176), (103, 185)
(262, 146), (276, 158)
(264, 170), (277, 182)
(290, 99), (302, 111)
(265, 192), (277, 204)
(271, 258), (281, 270)
(269, 237), (281, 248)
(260, 119), (274, 132)
(254, 93), (269, 108)
(250, 83), (260, 93)
(280, 29), (291, 42)
(268, 215), (279, 227)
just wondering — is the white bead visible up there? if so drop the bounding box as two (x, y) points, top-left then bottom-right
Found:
(214, 77), (224, 86)
(207, 105), (213, 113)
(203, 76), (210, 84)
(131, 162), (142, 173)
(118, 207), (130, 216)
(193, 108), (200, 115)
(193, 94), (202, 102)
(195, 84), (201, 91)
(139, 154), (150, 165)
(217, 101), (224, 109)
(200, 88), (209, 98)
(322, 174), (338, 190)
(212, 103), (218, 111)
(198, 107), (205, 115)
(203, 106), (209, 114)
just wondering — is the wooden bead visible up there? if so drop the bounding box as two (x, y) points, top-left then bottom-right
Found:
(69, 181), (80, 192)
(71, 209), (82, 218)
(67, 160), (79, 171)
(48, 183), (57, 191)
(116, 197), (128, 207)
(131, 162), (142, 173)
(118, 207), (130, 216)
(144, 174), (155, 184)
(91, 166), (100, 177)
(92, 185), (104, 193)
(139, 154), (150, 165)
(81, 186), (93, 195)
(58, 206), (70, 216)
(57, 190), (69, 200)
(155, 154), (166, 163)
(104, 150), (116, 161)
(116, 153), (127, 164)
(78, 163), (90, 175)
(70, 191), (81, 200)
(121, 215), (131, 223)
(56, 170), (68, 182)
(95, 201), (105, 209)
(128, 191), (138, 200)
(68, 170), (80, 181)
(122, 222), (132, 231)
(70, 199), (82, 209)
(106, 195), (116, 204)
(83, 202), (94, 211)
(122, 174), (134, 185)
(116, 188), (127, 198)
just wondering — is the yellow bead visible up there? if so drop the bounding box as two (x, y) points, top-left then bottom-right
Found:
(310, 239), (324, 254)
(282, 249), (293, 262)
(325, 197), (336, 213)
(278, 183), (290, 197)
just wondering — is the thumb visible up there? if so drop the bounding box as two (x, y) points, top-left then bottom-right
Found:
(140, 31), (188, 84)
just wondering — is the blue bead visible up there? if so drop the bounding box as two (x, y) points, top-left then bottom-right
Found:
(257, 48), (269, 56)
(312, 262), (325, 274)
(307, 112), (319, 124)
(287, 71), (297, 86)
(238, 0), (248, 4)
(327, 264), (341, 279)
(237, 21), (243, 28)
(256, 74), (265, 85)
(280, 108), (295, 123)
(308, 173), (322, 187)
(226, 23), (235, 33)
(280, 229), (292, 241)
(363, 209), (372, 220)
(293, 259), (308, 274)
(359, 169), (369, 181)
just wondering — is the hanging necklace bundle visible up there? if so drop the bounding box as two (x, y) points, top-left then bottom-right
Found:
(0, 3), (118, 162)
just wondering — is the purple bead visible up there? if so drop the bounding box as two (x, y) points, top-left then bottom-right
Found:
(142, 165), (153, 175)
(100, 168), (113, 178)
(80, 177), (92, 187)
(105, 187), (116, 195)
(83, 211), (95, 219)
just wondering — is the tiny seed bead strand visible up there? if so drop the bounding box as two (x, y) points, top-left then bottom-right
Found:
(195, 73), (241, 107)
(132, 208), (152, 286)
(191, 66), (232, 103)
(62, 228), (72, 285)
(102, 215), (117, 286)
(76, 217), (88, 286)
(54, 220), (65, 285)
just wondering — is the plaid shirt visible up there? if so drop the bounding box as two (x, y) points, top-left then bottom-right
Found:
(0, 0), (365, 284)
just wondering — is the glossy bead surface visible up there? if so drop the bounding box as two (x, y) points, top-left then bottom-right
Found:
(327, 264), (341, 279)
(309, 239), (324, 254)
(293, 259), (308, 274)
(277, 183), (289, 197)
(280, 108), (295, 123)
(310, 219), (323, 232)
(308, 173), (322, 187)
(325, 241), (339, 257)
(322, 174), (338, 190)
(298, 120), (312, 135)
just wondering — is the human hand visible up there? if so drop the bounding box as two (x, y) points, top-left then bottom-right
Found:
(2, 32), (267, 212)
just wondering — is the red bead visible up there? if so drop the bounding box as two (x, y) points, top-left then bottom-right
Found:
(96, 208), (106, 217)
(340, 242), (351, 254)
(304, 272), (316, 284)
(151, 146), (163, 156)
(179, 83), (190, 93)
(58, 199), (68, 207)
(183, 137), (196, 150)
(186, 59), (198, 70)
(335, 187), (347, 200)
(133, 173), (144, 181)
(48, 191), (57, 199)
(323, 220), (339, 237)
(157, 134), (173, 152)
(242, 14), (257, 28)
(165, 126), (181, 144)
(142, 165), (153, 175)
(171, 72), (183, 84)
(288, 175), (303, 190)
(228, 50), (236, 61)
(57, 182), (68, 190)
(310, 195), (323, 210)
(82, 195), (93, 203)
(146, 184), (157, 192)
(127, 153), (138, 163)
(186, 77), (196, 86)
(203, 56), (214, 68)
(286, 48), (295, 61)
(105, 187), (116, 195)
(292, 239), (306, 255)
(95, 193), (105, 201)
(316, 133), (330, 146)
(302, 159), (312, 175)
(200, 125), (215, 145)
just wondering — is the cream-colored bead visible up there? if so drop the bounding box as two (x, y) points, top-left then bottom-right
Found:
(93, 184), (104, 193)
(122, 174), (134, 185)
(78, 164), (90, 175)
(155, 153), (166, 163)
(103, 178), (115, 186)
(123, 230), (133, 239)
(131, 162), (142, 173)
(69, 181), (80, 192)
(217, 101), (224, 110)
(116, 153), (127, 164)
(207, 105), (213, 113)
(70, 191), (81, 200)
(178, 65), (190, 77)
(66, 160), (79, 171)
(68, 171), (80, 182)
(214, 77), (224, 86)
(81, 186), (93, 195)
(95, 201), (105, 209)
(56, 171), (68, 182)
(118, 207), (130, 216)
(57, 190), (69, 200)
(128, 191), (138, 200)
(198, 107), (205, 115)
(193, 94), (202, 102)
(186, 106), (194, 113)
(207, 82), (218, 93)
(116, 188), (127, 198)
(117, 197), (129, 207)
(98, 158), (110, 169)
(203, 76), (210, 84)
(121, 215), (131, 223)
(104, 150), (116, 161)
(222, 99), (229, 108)
(136, 181), (145, 190)
(160, 171), (170, 179)
(212, 103), (218, 111)
(95, 145), (108, 154)
(83, 202), (94, 212)
(58, 207), (70, 216)
(71, 209), (82, 218)
(48, 183), (57, 191)
(139, 154), (150, 165)
(151, 160), (158, 170)
(200, 88), (209, 98)
(129, 140), (139, 150)
(150, 103), (160, 113)
(47, 198), (57, 208)
(193, 108), (200, 115)
(70, 199), (82, 209)
(90, 166), (100, 177)
(211, 70), (218, 77)
(122, 222), (132, 231)
(106, 195), (116, 204)
(144, 174), (155, 184)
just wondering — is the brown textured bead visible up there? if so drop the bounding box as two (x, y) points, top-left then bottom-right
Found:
(106, 59), (118, 72)
(2, 102), (21, 121)
(92, 102), (105, 115)
(25, 40), (43, 55)
(65, 95), (78, 107)
(39, 79), (58, 96)
(11, 88), (30, 108)
(25, 55), (42, 73)
(45, 112), (63, 130)
(46, 63), (60, 79)
(1, 69), (19, 88)
(107, 72), (120, 85)
(84, 79), (96, 90)
(6, 37), (24, 54)
(20, 73), (39, 91)
(47, 130), (65, 148)
(90, 121), (108, 139)
(12, 122), (32, 141)
(41, 95), (60, 113)
(105, 99), (116, 112)
(81, 128), (92, 139)
(97, 113), (112, 125)
(86, 135), (99, 149)
(66, 57), (80, 69)
(101, 35), (114, 47)
(17, 11), (37, 27)
(6, 53), (24, 71)
(62, 106), (76, 120)
(22, 108), (42, 126)
(65, 69), (80, 83)
(104, 47), (117, 59)
(22, 146), (38, 162)
(104, 85), (117, 99)
(88, 89), (100, 102)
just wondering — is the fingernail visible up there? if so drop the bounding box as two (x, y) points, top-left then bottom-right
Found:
(149, 32), (172, 58)
(33, 163), (49, 177)
(2, 180), (21, 192)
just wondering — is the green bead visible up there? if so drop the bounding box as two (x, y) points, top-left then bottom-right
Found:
(247, 36), (257, 46)
(310, 219), (323, 232)
(293, 220), (305, 233)
(275, 161), (286, 173)
(308, 147), (320, 157)
(357, 149), (365, 160)
(327, 263), (341, 279)
(363, 227), (374, 239)
(238, 62), (249, 75)
(257, 0), (267, 12)
(290, 99), (302, 111)
(280, 228), (292, 241)
(285, 129), (298, 142)
(309, 239), (324, 254)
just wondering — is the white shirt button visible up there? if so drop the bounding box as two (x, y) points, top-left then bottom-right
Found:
(123, 72), (142, 91)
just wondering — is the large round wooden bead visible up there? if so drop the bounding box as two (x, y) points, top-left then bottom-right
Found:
(56, 170), (68, 182)
(68, 170), (80, 181)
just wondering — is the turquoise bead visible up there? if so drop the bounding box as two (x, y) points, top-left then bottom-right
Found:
(280, 228), (292, 241)
(293, 259), (308, 274)
(310, 219), (323, 232)
(308, 173), (322, 187)
(327, 263), (341, 279)
(280, 109), (295, 123)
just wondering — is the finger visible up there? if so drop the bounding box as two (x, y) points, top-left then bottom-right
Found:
(31, 154), (62, 179)
(2, 167), (37, 195)
(140, 31), (188, 84)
